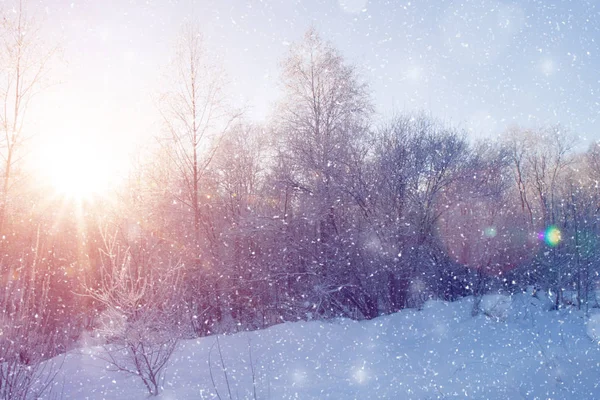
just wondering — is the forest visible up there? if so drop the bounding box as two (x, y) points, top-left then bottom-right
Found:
(0, 2), (599, 398)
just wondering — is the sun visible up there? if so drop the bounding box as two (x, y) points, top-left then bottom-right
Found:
(36, 135), (124, 201)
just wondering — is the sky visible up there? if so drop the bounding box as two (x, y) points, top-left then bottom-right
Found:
(25, 0), (600, 175)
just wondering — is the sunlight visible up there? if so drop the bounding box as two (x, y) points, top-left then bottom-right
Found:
(36, 134), (123, 201)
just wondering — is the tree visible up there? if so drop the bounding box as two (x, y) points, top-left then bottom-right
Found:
(0, 4), (62, 397)
(159, 24), (239, 250)
(209, 122), (271, 329)
(275, 28), (375, 318)
(0, 230), (63, 400)
(158, 24), (240, 334)
(371, 115), (472, 309)
(0, 0), (55, 235)
(438, 142), (534, 314)
(503, 126), (575, 307)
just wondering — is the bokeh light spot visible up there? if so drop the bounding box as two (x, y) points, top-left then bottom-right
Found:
(542, 226), (561, 247)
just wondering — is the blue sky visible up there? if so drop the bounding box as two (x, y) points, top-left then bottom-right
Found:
(32, 0), (600, 160)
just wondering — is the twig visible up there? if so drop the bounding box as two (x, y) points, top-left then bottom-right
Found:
(208, 342), (222, 400)
(248, 338), (258, 400)
(216, 335), (233, 400)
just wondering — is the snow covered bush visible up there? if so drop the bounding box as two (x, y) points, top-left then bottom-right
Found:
(476, 294), (512, 321)
(86, 229), (184, 396)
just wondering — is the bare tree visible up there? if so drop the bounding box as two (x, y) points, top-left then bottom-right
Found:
(438, 142), (533, 314)
(159, 24), (240, 249)
(209, 122), (272, 329)
(0, 1), (55, 235)
(503, 126), (576, 307)
(371, 115), (472, 309)
(157, 25), (243, 333)
(275, 28), (375, 319)
(0, 230), (63, 400)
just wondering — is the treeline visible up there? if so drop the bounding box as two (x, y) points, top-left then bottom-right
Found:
(1, 18), (600, 398)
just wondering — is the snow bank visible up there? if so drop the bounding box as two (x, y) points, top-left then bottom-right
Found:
(41, 295), (600, 399)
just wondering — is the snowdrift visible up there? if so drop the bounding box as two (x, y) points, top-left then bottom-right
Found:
(42, 294), (600, 399)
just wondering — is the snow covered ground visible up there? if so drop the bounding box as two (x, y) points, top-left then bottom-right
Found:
(43, 294), (600, 399)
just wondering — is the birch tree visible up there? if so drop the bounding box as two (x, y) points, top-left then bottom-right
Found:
(159, 24), (240, 334)
(276, 28), (375, 318)
(160, 24), (239, 251)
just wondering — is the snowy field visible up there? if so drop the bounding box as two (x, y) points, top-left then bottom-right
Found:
(43, 294), (600, 399)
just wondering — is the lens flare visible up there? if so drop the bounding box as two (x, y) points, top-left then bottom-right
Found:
(540, 226), (561, 247)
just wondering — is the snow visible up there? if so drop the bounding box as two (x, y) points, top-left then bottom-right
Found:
(43, 295), (600, 399)
(478, 294), (512, 321)
(586, 313), (600, 343)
